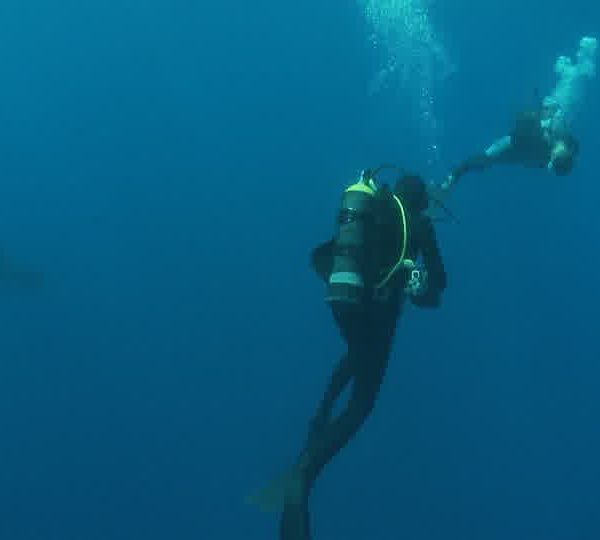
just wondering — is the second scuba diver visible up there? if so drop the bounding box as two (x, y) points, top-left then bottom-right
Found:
(249, 168), (447, 540)
(443, 100), (579, 191)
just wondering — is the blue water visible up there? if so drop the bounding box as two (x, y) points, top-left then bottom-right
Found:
(1, 1), (598, 538)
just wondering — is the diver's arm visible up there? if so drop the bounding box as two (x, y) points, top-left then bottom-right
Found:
(447, 135), (513, 185)
(450, 154), (491, 182)
(411, 218), (446, 308)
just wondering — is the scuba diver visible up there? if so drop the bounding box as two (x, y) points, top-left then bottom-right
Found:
(249, 168), (447, 540)
(442, 100), (579, 191)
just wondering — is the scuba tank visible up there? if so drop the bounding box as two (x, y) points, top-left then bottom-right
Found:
(324, 167), (419, 305)
(325, 174), (379, 305)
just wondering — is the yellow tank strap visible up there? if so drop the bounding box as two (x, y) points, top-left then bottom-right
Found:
(376, 194), (413, 289)
(345, 182), (376, 196)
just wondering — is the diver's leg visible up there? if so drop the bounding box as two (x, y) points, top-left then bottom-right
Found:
(279, 355), (354, 540)
(247, 358), (352, 522)
(299, 298), (401, 487)
(279, 494), (311, 540)
(306, 354), (353, 445)
(279, 299), (400, 540)
(301, 349), (389, 489)
(316, 354), (353, 417)
(279, 356), (387, 540)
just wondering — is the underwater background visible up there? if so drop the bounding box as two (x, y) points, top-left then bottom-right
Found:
(1, 1), (599, 538)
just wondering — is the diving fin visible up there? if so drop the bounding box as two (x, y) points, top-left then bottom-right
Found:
(246, 466), (300, 514)
(246, 458), (309, 514)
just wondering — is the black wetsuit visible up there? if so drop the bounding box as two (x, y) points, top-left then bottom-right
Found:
(280, 182), (446, 540)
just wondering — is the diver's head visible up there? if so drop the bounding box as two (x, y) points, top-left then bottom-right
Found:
(394, 174), (429, 213)
(549, 140), (576, 176)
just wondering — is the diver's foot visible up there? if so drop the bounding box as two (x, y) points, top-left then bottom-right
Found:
(283, 464), (309, 505)
(280, 500), (311, 540)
